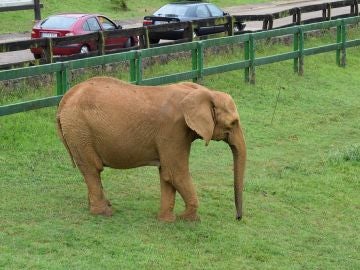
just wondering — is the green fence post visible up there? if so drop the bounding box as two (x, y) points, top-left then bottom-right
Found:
(293, 31), (299, 73)
(130, 58), (136, 83)
(249, 34), (256, 84)
(135, 51), (142, 85)
(298, 27), (304, 76)
(244, 36), (250, 83)
(336, 20), (346, 67)
(56, 64), (70, 95)
(336, 21), (342, 66)
(341, 20), (347, 67)
(192, 46), (197, 82)
(194, 41), (204, 82)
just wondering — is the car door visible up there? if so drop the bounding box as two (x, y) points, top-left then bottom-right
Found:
(82, 16), (102, 51)
(206, 4), (227, 34)
(97, 16), (126, 50)
(194, 5), (213, 35)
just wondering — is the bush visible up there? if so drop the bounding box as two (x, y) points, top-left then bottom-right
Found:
(110, 0), (129, 11)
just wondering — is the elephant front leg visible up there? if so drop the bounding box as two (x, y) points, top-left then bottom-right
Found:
(158, 167), (176, 222)
(173, 172), (200, 222)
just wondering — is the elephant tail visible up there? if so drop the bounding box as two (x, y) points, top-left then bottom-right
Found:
(56, 114), (76, 168)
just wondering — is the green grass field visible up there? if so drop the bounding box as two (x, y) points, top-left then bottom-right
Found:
(1, 31), (360, 268)
(1, 0), (269, 34)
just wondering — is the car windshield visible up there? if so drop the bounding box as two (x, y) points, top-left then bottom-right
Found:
(154, 4), (189, 17)
(40, 16), (77, 29)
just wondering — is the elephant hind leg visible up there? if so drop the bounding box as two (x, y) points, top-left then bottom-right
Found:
(79, 166), (112, 217)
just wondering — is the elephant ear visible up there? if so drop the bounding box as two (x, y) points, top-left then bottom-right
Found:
(180, 90), (215, 145)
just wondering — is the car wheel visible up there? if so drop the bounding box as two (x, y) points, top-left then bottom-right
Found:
(80, 45), (90, 54)
(149, 37), (160, 44)
(124, 38), (132, 48)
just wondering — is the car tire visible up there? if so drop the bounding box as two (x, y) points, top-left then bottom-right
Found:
(80, 45), (90, 54)
(149, 37), (160, 44)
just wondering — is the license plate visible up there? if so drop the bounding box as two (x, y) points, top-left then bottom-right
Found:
(155, 21), (169, 25)
(41, 32), (58, 38)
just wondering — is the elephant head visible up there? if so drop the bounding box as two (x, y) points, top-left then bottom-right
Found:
(181, 89), (247, 220)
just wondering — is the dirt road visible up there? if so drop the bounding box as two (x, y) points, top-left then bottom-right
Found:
(0, 0), (354, 66)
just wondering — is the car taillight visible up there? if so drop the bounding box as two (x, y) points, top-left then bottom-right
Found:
(31, 30), (38, 38)
(143, 19), (153, 26)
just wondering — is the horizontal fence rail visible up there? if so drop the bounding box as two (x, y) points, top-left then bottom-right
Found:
(0, 0), (359, 69)
(1, 16), (360, 116)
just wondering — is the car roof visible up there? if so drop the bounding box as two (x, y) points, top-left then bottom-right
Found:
(49, 13), (99, 19)
(169, 1), (210, 6)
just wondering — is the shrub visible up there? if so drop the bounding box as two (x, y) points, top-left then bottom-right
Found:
(110, 0), (129, 11)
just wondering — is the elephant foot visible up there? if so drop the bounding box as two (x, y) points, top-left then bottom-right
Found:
(157, 212), (176, 223)
(90, 202), (113, 217)
(178, 211), (200, 222)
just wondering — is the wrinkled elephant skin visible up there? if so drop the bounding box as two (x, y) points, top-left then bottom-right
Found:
(56, 77), (246, 222)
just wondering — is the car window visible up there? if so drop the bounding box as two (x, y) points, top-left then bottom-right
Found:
(98, 16), (116, 30)
(82, 21), (90, 31)
(154, 4), (188, 17)
(207, 4), (224, 17)
(40, 16), (77, 29)
(195, 5), (210, 18)
(85, 17), (101, 31)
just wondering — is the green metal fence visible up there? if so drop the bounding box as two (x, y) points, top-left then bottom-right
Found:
(1, 16), (360, 117)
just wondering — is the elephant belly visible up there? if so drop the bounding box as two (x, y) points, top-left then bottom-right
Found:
(95, 142), (160, 169)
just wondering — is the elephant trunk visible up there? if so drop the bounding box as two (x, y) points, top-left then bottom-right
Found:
(228, 125), (246, 220)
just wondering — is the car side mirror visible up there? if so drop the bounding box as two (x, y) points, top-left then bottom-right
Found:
(223, 12), (230, 16)
(117, 25), (123, 30)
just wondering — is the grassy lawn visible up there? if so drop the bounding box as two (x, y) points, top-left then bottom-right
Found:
(1, 0), (271, 34)
(1, 32), (360, 268)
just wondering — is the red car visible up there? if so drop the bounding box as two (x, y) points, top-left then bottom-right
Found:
(31, 13), (138, 58)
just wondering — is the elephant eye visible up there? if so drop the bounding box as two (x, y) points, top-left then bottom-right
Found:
(230, 120), (237, 126)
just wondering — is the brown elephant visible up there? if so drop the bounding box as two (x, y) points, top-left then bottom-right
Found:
(56, 76), (246, 222)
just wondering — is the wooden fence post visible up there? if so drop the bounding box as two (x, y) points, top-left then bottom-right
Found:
(98, 32), (105, 55)
(44, 38), (53, 64)
(33, 0), (41, 20)
(144, 27), (150, 48)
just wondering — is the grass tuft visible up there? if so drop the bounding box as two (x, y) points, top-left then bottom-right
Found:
(328, 144), (360, 163)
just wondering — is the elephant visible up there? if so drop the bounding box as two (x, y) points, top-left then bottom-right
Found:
(56, 76), (246, 222)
